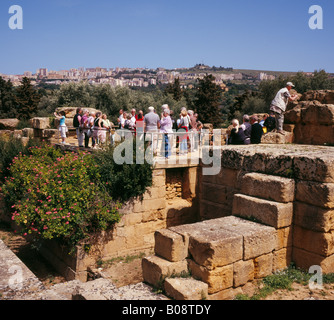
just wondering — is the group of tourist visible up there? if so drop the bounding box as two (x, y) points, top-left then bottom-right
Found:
(72, 108), (115, 149)
(228, 82), (299, 145)
(117, 105), (203, 158)
(59, 81), (298, 152)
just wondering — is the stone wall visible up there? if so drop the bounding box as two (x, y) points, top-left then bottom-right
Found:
(285, 90), (334, 145)
(200, 144), (334, 274)
(23, 166), (201, 281)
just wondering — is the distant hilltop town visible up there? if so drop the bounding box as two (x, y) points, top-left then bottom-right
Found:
(0, 64), (317, 89)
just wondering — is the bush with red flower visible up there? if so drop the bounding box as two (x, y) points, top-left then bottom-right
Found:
(1, 144), (121, 250)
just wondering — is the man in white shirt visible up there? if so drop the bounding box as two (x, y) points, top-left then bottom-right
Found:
(270, 82), (298, 135)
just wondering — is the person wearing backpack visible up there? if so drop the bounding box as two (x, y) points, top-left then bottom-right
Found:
(73, 108), (84, 147)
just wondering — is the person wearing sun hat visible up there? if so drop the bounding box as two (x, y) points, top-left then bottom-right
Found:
(270, 82), (299, 135)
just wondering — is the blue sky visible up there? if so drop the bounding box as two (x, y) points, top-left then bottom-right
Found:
(1, 0), (333, 74)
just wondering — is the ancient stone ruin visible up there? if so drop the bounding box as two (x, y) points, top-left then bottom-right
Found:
(0, 90), (334, 300)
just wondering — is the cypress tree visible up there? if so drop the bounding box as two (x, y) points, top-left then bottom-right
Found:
(15, 77), (41, 120)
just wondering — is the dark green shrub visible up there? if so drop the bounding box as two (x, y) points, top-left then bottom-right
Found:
(94, 139), (153, 202)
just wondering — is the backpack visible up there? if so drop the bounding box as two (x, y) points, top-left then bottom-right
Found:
(73, 114), (80, 128)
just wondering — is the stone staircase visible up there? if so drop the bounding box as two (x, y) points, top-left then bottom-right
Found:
(142, 172), (295, 300)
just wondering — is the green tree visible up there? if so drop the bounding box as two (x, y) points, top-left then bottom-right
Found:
(193, 74), (222, 127)
(0, 77), (17, 118)
(165, 77), (183, 101)
(15, 77), (41, 120)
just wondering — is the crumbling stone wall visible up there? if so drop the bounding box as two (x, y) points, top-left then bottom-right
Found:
(285, 90), (334, 145)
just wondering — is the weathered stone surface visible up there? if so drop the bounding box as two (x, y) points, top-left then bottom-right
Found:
(293, 248), (334, 274)
(273, 248), (292, 272)
(188, 227), (243, 269)
(233, 260), (254, 287)
(301, 90), (334, 104)
(31, 117), (50, 130)
(301, 103), (334, 125)
(293, 225), (334, 257)
(254, 253), (273, 279)
(284, 105), (303, 124)
(220, 216), (277, 260)
(164, 277), (208, 300)
(154, 229), (188, 262)
(294, 124), (334, 145)
(201, 183), (235, 206)
(187, 259), (233, 294)
(276, 227), (293, 250)
(142, 256), (188, 287)
(240, 173), (295, 203)
(261, 132), (294, 144)
(200, 199), (231, 220)
(208, 287), (243, 300)
(294, 201), (334, 233)
(22, 127), (34, 138)
(232, 194), (293, 229)
(0, 240), (45, 299)
(0, 119), (20, 130)
(294, 154), (334, 183)
(55, 107), (102, 118)
(296, 181), (334, 209)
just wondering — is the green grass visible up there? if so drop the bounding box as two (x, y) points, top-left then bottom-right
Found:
(235, 264), (334, 300)
(96, 252), (146, 268)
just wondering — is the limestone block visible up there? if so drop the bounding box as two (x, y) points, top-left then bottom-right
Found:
(31, 117), (51, 130)
(201, 183), (229, 205)
(188, 227), (243, 269)
(154, 229), (188, 262)
(132, 198), (166, 213)
(142, 186), (166, 201)
(232, 194), (293, 229)
(142, 256), (188, 287)
(273, 248), (292, 272)
(264, 154), (294, 178)
(0, 119), (20, 130)
(122, 212), (143, 227)
(240, 172), (295, 203)
(152, 175), (166, 188)
(284, 106), (302, 124)
(208, 287), (242, 300)
(293, 247), (334, 274)
(296, 181), (334, 209)
(215, 167), (240, 188)
(295, 124), (334, 146)
(142, 209), (166, 223)
(276, 227), (293, 250)
(200, 199), (231, 220)
(221, 149), (245, 170)
(22, 128), (34, 138)
(254, 253), (273, 279)
(261, 132), (294, 144)
(220, 216), (277, 260)
(294, 201), (334, 233)
(56, 107), (102, 118)
(293, 225), (334, 257)
(293, 154), (334, 183)
(187, 259), (233, 294)
(301, 104), (334, 125)
(233, 260), (254, 287)
(164, 278), (208, 300)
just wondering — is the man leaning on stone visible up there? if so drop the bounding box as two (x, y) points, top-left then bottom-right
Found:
(270, 82), (299, 135)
